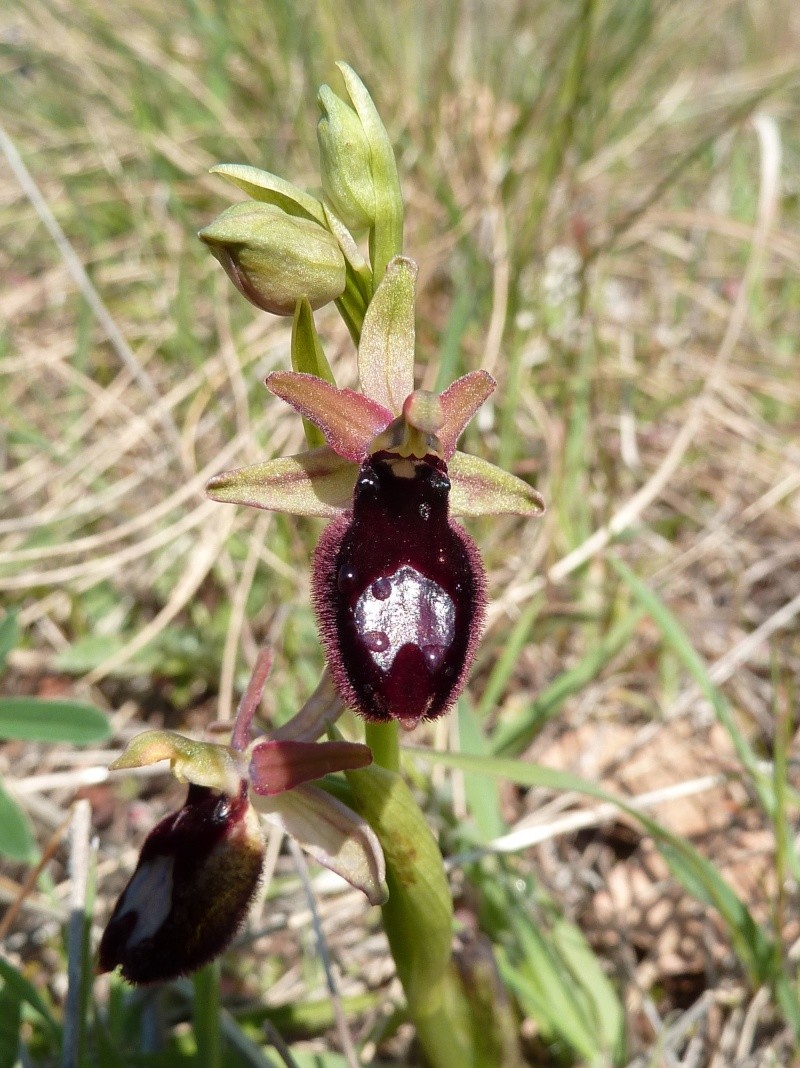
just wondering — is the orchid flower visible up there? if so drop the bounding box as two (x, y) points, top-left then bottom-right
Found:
(99, 650), (385, 984)
(207, 258), (544, 729)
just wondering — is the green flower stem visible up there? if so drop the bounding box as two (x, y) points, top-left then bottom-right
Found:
(364, 720), (399, 774)
(193, 962), (222, 1068)
(349, 737), (499, 1067)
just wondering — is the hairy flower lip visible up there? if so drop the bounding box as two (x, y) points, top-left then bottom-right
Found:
(312, 451), (487, 726)
(205, 257), (544, 726)
(97, 783), (264, 985)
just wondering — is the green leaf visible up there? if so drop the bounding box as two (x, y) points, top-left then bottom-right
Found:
(0, 986), (20, 1068)
(0, 958), (60, 1038)
(0, 697), (110, 744)
(457, 699), (504, 841)
(0, 783), (36, 862)
(608, 557), (775, 810)
(54, 635), (129, 675)
(551, 916), (626, 1062)
(478, 597), (542, 723)
(490, 607), (644, 755)
(503, 925), (599, 1062)
(0, 612), (19, 673)
(408, 747), (776, 985)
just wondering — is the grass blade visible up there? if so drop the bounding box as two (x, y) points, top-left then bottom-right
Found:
(409, 747), (776, 986)
(607, 557), (774, 810)
(0, 782), (36, 862)
(491, 607), (644, 755)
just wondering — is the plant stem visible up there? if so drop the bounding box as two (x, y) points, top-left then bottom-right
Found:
(365, 720), (400, 773)
(193, 962), (222, 1068)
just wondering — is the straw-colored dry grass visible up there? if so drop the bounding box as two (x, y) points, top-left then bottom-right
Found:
(2, 0), (800, 1064)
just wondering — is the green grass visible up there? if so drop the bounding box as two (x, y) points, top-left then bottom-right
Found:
(2, 0), (800, 1063)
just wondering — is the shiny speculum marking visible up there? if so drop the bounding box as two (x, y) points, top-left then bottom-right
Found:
(355, 565), (455, 672)
(313, 450), (485, 726)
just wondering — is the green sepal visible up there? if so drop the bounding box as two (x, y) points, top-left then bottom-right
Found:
(358, 256), (416, 414)
(207, 448), (358, 518)
(210, 164), (326, 224)
(448, 451), (546, 517)
(317, 83), (376, 232)
(110, 730), (244, 796)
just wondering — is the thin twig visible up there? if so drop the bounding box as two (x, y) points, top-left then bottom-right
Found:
(262, 1021), (302, 1068)
(287, 839), (360, 1068)
(61, 800), (92, 1068)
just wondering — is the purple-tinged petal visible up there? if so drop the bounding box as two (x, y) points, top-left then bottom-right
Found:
(99, 785), (264, 984)
(358, 256), (416, 413)
(231, 648), (273, 752)
(448, 451), (546, 517)
(206, 448), (358, 518)
(271, 671), (344, 743)
(438, 371), (496, 460)
(267, 371), (392, 463)
(249, 739), (372, 795)
(252, 783), (388, 905)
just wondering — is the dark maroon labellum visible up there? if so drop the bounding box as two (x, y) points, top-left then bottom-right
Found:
(98, 784), (263, 984)
(313, 450), (485, 726)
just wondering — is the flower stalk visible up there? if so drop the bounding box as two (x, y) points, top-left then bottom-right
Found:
(194, 64), (541, 1065)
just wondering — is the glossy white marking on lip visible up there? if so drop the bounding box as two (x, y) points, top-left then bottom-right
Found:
(354, 565), (455, 672)
(116, 854), (174, 946)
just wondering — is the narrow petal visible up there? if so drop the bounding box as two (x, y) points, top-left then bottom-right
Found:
(271, 671), (345, 743)
(267, 372), (392, 463)
(358, 256), (416, 412)
(448, 451), (546, 517)
(206, 448), (358, 518)
(231, 648), (273, 752)
(438, 371), (496, 459)
(249, 739), (372, 795)
(253, 783), (388, 905)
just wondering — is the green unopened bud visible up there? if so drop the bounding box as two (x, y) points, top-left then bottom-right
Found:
(317, 85), (375, 232)
(199, 202), (346, 315)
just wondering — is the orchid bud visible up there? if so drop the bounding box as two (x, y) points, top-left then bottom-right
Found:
(98, 784), (264, 984)
(199, 202), (346, 315)
(317, 85), (375, 232)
